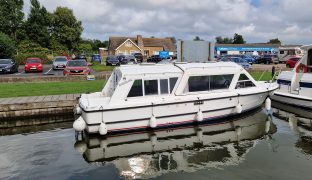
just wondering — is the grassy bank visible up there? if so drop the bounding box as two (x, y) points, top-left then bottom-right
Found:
(92, 62), (115, 72)
(249, 71), (273, 81)
(0, 71), (273, 98)
(0, 80), (105, 98)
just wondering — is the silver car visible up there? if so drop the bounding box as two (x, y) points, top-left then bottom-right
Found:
(52, 56), (68, 70)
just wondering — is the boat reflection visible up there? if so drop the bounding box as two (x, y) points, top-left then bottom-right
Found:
(75, 109), (276, 179)
(273, 105), (312, 156)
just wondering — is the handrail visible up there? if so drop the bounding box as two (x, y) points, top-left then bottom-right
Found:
(258, 69), (268, 81)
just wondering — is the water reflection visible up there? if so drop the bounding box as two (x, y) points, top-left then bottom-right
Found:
(273, 103), (312, 156)
(75, 109), (276, 179)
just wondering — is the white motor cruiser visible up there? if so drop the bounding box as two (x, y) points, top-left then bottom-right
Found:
(73, 62), (278, 135)
(271, 44), (312, 113)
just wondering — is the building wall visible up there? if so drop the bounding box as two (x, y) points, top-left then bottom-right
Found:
(143, 46), (164, 56)
(115, 42), (142, 55)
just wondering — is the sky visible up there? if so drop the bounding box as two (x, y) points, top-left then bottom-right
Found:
(23, 0), (312, 45)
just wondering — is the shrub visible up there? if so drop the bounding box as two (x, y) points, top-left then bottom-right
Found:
(14, 53), (50, 65)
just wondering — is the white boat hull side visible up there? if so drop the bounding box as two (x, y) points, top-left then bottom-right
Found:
(83, 92), (270, 134)
(271, 92), (312, 110)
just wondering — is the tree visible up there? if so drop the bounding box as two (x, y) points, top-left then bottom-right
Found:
(25, 0), (51, 48)
(0, 32), (16, 58)
(194, 36), (204, 41)
(51, 7), (83, 50)
(268, 38), (281, 44)
(78, 43), (93, 54)
(215, 36), (233, 44)
(0, 0), (24, 40)
(233, 33), (245, 44)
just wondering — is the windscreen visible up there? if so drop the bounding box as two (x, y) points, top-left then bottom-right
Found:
(67, 60), (87, 67)
(0, 59), (11, 64)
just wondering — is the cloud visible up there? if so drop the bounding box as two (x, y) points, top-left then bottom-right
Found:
(22, 0), (312, 44)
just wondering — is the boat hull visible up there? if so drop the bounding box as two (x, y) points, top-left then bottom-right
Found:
(271, 92), (312, 112)
(81, 91), (272, 134)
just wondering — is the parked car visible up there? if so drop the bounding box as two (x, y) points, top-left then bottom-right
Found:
(75, 54), (87, 60)
(63, 59), (91, 76)
(52, 56), (68, 70)
(25, 58), (43, 73)
(91, 54), (102, 63)
(239, 55), (256, 64)
(147, 55), (162, 63)
(106, 56), (120, 66)
(286, 57), (301, 68)
(132, 53), (143, 63)
(0, 59), (18, 74)
(117, 55), (137, 64)
(255, 54), (276, 64)
(221, 57), (251, 70)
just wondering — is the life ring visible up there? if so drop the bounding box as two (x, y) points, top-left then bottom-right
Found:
(296, 63), (308, 73)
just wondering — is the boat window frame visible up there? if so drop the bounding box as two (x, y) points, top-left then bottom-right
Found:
(184, 74), (235, 94)
(236, 73), (256, 89)
(126, 76), (180, 98)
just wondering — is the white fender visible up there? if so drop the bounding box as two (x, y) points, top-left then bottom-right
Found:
(74, 105), (82, 115)
(196, 110), (204, 122)
(99, 122), (108, 135)
(74, 141), (87, 154)
(236, 103), (242, 114)
(265, 98), (271, 111)
(73, 116), (86, 132)
(150, 115), (157, 128)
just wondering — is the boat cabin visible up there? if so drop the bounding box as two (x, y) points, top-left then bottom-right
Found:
(101, 62), (258, 105)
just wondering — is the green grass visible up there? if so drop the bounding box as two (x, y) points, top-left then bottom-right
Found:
(249, 71), (273, 81)
(0, 80), (106, 98)
(92, 62), (115, 72)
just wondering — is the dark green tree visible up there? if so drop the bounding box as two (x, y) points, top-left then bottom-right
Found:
(25, 0), (51, 48)
(0, 0), (24, 40)
(233, 33), (245, 44)
(216, 36), (233, 44)
(268, 38), (281, 44)
(0, 32), (16, 58)
(51, 7), (83, 50)
(194, 36), (204, 41)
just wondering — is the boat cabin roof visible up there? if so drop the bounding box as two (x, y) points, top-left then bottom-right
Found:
(116, 62), (241, 76)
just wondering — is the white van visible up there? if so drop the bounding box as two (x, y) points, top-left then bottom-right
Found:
(278, 47), (303, 63)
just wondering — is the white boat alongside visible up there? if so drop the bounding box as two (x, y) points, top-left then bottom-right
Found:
(271, 44), (312, 113)
(73, 62), (278, 135)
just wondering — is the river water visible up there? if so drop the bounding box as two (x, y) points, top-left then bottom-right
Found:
(0, 105), (311, 180)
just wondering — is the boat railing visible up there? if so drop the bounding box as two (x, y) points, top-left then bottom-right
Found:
(257, 68), (281, 82)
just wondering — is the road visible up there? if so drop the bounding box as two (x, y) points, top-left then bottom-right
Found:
(0, 65), (99, 77)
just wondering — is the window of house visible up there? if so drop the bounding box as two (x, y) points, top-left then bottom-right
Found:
(236, 74), (255, 89)
(144, 80), (158, 95)
(128, 80), (143, 97)
(187, 74), (233, 92)
(160, 79), (169, 94)
(169, 77), (178, 93)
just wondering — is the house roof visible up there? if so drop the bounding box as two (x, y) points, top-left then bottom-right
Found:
(109, 36), (176, 52)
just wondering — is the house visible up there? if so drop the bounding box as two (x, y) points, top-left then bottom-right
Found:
(108, 35), (176, 57)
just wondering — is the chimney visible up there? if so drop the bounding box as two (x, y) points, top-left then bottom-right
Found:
(137, 35), (143, 50)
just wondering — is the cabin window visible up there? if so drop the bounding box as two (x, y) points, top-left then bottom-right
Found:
(188, 74), (234, 92)
(144, 80), (158, 96)
(236, 74), (255, 89)
(280, 51), (284, 54)
(160, 79), (169, 94)
(128, 80), (143, 97)
(169, 77), (178, 93)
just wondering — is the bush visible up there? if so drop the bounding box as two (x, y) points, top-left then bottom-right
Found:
(0, 32), (16, 58)
(14, 53), (50, 65)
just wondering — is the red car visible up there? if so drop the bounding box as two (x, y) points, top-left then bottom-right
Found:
(63, 60), (91, 76)
(25, 58), (43, 73)
(286, 57), (300, 68)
